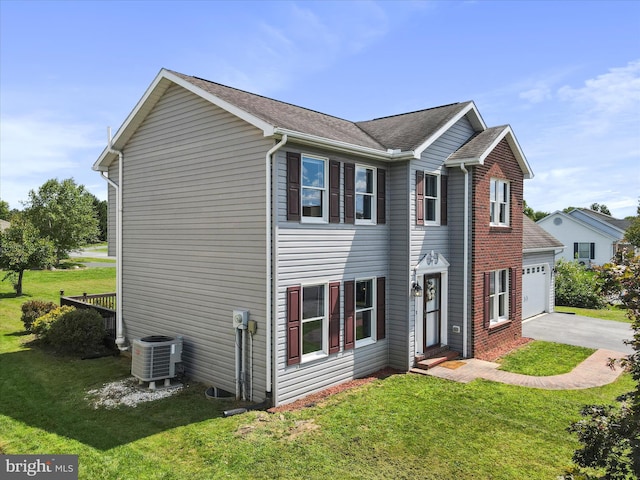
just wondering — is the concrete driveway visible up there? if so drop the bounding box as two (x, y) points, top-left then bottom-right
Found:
(523, 312), (634, 355)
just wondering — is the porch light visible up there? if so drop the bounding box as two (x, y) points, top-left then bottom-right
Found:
(411, 282), (423, 297)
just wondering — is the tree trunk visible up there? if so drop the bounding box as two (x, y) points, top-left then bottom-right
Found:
(16, 269), (24, 296)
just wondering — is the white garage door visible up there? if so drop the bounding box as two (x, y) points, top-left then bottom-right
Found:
(522, 264), (548, 319)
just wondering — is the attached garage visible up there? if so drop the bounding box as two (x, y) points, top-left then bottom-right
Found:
(522, 216), (564, 320)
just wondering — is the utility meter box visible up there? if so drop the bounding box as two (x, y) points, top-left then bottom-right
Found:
(233, 310), (249, 329)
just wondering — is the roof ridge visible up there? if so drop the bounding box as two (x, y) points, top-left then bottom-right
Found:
(356, 102), (467, 124)
(186, 74), (355, 124)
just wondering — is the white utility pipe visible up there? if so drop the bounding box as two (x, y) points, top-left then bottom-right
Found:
(241, 327), (247, 401)
(107, 127), (126, 350)
(265, 135), (288, 400)
(235, 329), (241, 400)
(460, 163), (469, 358)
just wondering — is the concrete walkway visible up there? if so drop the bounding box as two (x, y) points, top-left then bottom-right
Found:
(414, 348), (627, 389)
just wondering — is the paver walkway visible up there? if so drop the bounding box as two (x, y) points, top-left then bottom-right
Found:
(412, 349), (627, 389)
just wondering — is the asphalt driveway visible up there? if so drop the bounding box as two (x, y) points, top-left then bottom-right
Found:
(523, 312), (634, 355)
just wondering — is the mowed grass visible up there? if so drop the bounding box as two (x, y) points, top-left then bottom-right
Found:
(497, 341), (596, 376)
(0, 269), (633, 479)
(555, 305), (631, 323)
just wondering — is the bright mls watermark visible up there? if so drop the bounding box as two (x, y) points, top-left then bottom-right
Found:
(2, 455), (78, 479)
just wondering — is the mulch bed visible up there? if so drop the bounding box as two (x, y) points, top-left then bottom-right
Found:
(474, 336), (534, 362)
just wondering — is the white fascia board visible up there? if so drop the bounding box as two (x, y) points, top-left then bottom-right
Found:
(502, 126), (534, 179)
(414, 102), (487, 158)
(524, 246), (565, 254)
(273, 128), (407, 161)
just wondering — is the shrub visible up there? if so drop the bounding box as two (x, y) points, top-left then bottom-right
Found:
(20, 300), (58, 332)
(31, 305), (75, 337)
(45, 308), (106, 355)
(555, 259), (605, 309)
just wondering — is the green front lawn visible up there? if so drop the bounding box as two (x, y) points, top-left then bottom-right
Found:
(555, 305), (631, 323)
(497, 341), (595, 376)
(0, 269), (633, 479)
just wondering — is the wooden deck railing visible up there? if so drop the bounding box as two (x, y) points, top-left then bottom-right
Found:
(60, 291), (116, 339)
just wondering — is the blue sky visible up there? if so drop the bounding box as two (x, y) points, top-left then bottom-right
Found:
(1, 0), (639, 218)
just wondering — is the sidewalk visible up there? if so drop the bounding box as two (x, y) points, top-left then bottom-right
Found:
(412, 349), (627, 389)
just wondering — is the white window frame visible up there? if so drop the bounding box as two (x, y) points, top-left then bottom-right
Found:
(489, 269), (509, 325)
(576, 242), (592, 260)
(423, 172), (440, 225)
(301, 283), (328, 362)
(355, 277), (376, 347)
(301, 154), (328, 224)
(355, 164), (376, 225)
(490, 178), (510, 227)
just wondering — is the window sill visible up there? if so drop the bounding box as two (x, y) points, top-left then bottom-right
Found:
(489, 226), (512, 233)
(355, 338), (376, 348)
(300, 351), (328, 364)
(488, 320), (512, 332)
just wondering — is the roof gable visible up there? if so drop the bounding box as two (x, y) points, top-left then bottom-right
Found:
(93, 68), (532, 174)
(571, 208), (630, 233)
(446, 125), (533, 179)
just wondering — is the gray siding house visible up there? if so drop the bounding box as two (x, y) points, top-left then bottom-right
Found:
(94, 69), (533, 406)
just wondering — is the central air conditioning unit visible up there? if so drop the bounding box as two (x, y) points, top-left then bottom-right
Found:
(131, 335), (183, 389)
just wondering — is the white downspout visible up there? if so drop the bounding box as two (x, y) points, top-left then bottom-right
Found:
(460, 163), (469, 358)
(265, 134), (288, 401)
(106, 127), (126, 350)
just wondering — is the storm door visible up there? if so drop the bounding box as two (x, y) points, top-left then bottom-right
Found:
(423, 274), (441, 350)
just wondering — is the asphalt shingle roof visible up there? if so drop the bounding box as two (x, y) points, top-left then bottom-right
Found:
(575, 208), (631, 232)
(447, 126), (508, 162)
(523, 215), (564, 251)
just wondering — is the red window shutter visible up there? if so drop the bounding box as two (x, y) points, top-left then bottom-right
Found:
(509, 268), (517, 321)
(286, 286), (301, 365)
(329, 282), (340, 354)
(416, 170), (424, 225)
(376, 277), (386, 340)
(344, 163), (355, 224)
(286, 152), (301, 221)
(483, 272), (491, 328)
(440, 174), (448, 226)
(344, 280), (355, 350)
(377, 169), (386, 224)
(329, 160), (340, 223)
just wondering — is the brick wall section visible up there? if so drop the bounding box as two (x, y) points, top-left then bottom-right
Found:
(470, 138), (524, 357)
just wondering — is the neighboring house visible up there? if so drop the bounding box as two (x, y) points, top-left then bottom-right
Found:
(537, 208), (632, 266)
(522, 215), (564, 319)
(93, 69), (533, 407)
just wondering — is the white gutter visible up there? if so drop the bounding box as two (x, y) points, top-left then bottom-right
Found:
(273, 128), (415, 162)
(265, 134), (288, 400)
(106, 127), (126, 351)
(460, 163), (469, 358)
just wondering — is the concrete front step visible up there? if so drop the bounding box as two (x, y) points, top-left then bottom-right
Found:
(414, 350), (460, 370)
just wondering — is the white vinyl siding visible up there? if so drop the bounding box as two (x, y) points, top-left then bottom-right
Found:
(119, 84), (272, 400)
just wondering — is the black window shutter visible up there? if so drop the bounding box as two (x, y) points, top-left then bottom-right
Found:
(483, 272), (491, 328)
(376, 277), (386, 340)
(329, 282), (340, 354)
(440, 175), (448, 225)
(344, 163), (355, 224)
(344, 280), (355, 350)
(377, 169), (386, 224)
(573, 243), (579, 258)
(416, 171), (424, 225)
(286, 286), (301, 365)
(286, 152), (301, 221)
(329, 160), (340, 223)
(509, 268), (517, 321)
(590, 243), (595, 260)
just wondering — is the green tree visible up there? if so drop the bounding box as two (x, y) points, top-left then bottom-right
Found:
(23, 178), (99, 263)
(555, 259), (605, 309)
(88, 193), (108, 242)
(567, 251), (640, 479)
(0, 214), (55, 295)
(590, 203), (612, 216)
(0, 200), (10, 220)
(523, 200), (549, 222)
(623, 200), (640, 248)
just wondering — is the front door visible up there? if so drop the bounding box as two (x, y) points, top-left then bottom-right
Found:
(423, 274), (441, 351)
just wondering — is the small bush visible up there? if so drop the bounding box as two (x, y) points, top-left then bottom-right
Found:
(20, 300), (58, 332)
(31, 306), (75, 337)
(46, 308), (106, 355)
(555, 259), (606, 309)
